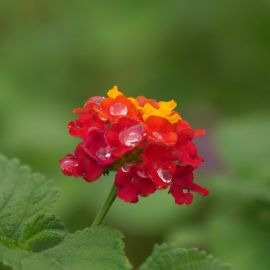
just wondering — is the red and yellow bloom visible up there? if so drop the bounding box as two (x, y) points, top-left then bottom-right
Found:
(60, 86), (209, 205)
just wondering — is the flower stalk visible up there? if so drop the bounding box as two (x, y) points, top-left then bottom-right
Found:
(92, 184), (117, 226)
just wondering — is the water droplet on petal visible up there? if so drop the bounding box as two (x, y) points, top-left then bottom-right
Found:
(60, 156), (79, 175)
(137, 169), (148, 178)
(110, 102), (128, 116)
(119, 124), (144, 147)
(153, 132), (163, 140)
(122, 163), (132, 172)
(98, 113), (108, 121)
(88, 96), (104, 105)
(96, 146), (112, 160)
(61, 158), (78, 170)
(157, 168), (172, 183)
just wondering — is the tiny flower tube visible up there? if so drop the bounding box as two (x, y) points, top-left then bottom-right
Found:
(59, 86), (209, 205)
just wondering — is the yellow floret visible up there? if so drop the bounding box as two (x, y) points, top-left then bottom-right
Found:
(142, 100), (181, 124)
(128, 97), (142, 110)
(158, 100), (177, 111)
(107, 86), (123, 99)
(107, 86), (181, 124)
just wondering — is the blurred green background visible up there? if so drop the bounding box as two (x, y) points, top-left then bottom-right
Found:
(0, 1), (270, 269)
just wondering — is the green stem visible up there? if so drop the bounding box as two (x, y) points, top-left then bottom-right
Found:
(92, 184), (117, 226)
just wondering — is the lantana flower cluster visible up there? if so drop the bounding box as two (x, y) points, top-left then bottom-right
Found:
(59, 86), (209, 205)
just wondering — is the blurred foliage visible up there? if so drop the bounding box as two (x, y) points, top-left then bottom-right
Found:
(0, 1), (269, 269)
(166, 116), (270, 270)
(139, 245), (232, 270)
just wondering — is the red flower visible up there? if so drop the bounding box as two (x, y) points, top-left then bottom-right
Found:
(60, 143), (104, 182)
(84, 129), (117, 165)
(115, 164), (156, 203)
(68, 113), (105, 138)
(170, 165), (209, 205)
(60, 86), (209, 205)
(105, 117), (145, 157)
(69, 97), (107, 138)
(100, 95), (138, 122)
(175, 120), (204, 167)
(141, 143), (177, 187)
(145, 116), (178, 145)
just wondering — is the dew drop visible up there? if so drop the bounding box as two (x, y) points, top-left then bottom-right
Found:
(119, 124), (144, 147)
(61, 158), (78, 170)
(98, 113), (108, 121)
(122, 163), (132, 172)
(96, 146), (112, 160)
(88, 96), (104, 105)
(110, 102), (128, 116)
(137, 169), (148, 178)
(153, 132), (163, 140)
(157, 168), (172, 183)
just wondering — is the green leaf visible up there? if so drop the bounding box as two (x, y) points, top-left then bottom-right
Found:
(0, 155), (66, 251)
(18, 214), (67, 251)
(0, 154), (58, 244)
(0, 155), (131, 269)
(139, 244), (232, 270)
(0, 227), (132, 270)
